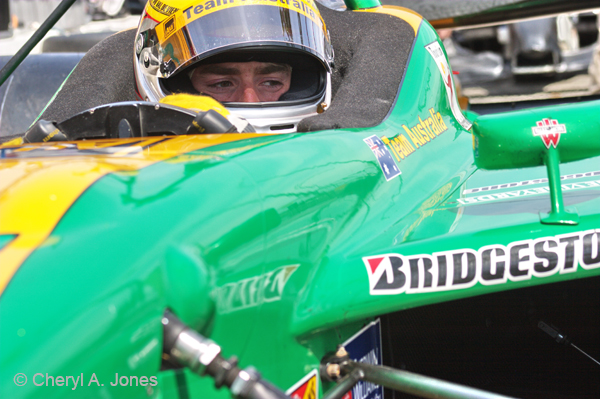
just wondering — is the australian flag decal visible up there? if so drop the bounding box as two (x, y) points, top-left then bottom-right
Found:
(364, 135), (401, 181)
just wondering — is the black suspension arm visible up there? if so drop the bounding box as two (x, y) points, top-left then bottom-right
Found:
(343, 361), (516, 399)
(163, 311), (521, 399)
(322, 348), (519, 399)
(162, 310), (291, 399)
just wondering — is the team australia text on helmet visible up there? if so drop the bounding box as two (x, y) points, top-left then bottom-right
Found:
(134, 0), (334, 132)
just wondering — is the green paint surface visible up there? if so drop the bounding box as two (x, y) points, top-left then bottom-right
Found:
(1, 18), (599, 399)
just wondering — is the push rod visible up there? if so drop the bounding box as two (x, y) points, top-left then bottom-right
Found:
(341, 361), (518, 399)
(0, 0), (77, 86)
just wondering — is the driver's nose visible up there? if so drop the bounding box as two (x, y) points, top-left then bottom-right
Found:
(241, 86), (261, 103)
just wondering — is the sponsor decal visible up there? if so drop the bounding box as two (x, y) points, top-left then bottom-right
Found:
(341, 320), (383, 399)
(216, 265), (298, 313)
(158, 0), (324, 42)
(365, 108), (448, 180)
(397, 107), (448, 150)
(425, 41), (472, 131)
(163, 15), (176, 37)
(463, 171), (600, 195)
(363, 229), (600, 295)
(364, 135), (401, 181)
(532, 118), (567, 149)
(380, 133), (415, 162)
(287, 369), (318, 399)
(458, 180), (600, 205)
(149, 0), (179, 16)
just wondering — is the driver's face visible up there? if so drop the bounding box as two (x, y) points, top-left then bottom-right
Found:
(190, 61), (292, 103)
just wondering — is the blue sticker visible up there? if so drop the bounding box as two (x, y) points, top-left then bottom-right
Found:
(364, 135), (401, 181)
(343, 319), (383, 399)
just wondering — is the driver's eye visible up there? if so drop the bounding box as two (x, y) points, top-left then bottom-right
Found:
(210, 81), (234, 89)
(260, 79), (284, 91)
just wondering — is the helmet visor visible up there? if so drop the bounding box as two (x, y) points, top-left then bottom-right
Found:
(154, 0), (331, 78)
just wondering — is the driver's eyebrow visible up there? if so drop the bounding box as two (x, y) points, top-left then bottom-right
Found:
(195, 65), (241, 75)
(256, 63), (292, 75)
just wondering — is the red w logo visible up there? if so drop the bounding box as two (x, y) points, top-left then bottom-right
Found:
(540, 133), (561, 148)
(531, 118), (567, 149)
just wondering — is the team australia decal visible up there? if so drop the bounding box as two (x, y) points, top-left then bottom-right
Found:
(365, 108), (448, 180)
(363, 229), (600, 295)
(364, 135), (401, 181)
(425, 41), (472, 131)
(532, 118), (567, 149)
(384, 108), (448, 162)
(396, 108), (448, 152)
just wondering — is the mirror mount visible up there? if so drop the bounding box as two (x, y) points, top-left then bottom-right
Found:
(541, 146), (579, 225)
(473, 100), (600, 226)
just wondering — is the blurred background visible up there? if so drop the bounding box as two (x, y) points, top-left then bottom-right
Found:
(0, 0), (143, 54)
(0, 0), (144, 135)
(0, 0), (599, 133)
(378, 0), (600, 113)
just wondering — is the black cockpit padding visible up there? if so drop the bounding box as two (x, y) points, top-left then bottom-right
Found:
(40, 5), (417, 131)
(40, 29), (138, 124)
(297, 5), (417, 132)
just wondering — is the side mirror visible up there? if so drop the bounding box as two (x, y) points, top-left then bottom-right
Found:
(472, 100), (600, 225)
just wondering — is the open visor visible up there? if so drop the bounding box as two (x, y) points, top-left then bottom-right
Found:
(154, 0), (333, 79)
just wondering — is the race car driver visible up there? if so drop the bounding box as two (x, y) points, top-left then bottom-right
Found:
(134, 0), (335, 132)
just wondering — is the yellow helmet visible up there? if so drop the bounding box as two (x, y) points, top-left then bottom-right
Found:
(133, 0), (334, 132)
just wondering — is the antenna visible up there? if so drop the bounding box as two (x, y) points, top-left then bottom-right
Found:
(538, 321), (600, 367)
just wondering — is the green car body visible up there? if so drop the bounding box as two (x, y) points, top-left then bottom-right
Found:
(1, 5), (599, 399)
